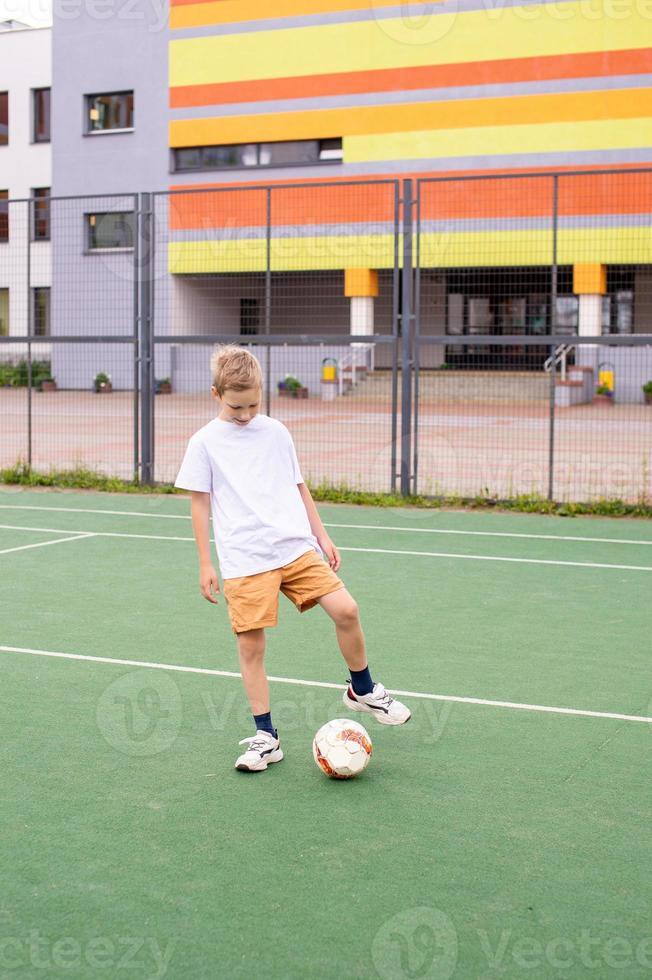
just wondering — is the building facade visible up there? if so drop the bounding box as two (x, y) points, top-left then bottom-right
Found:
(166, 2), (652, 354)
(0, 22), (51, 346)
(43, 2), (652, 386)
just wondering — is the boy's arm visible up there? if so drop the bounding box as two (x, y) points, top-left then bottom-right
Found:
(297, 483), (341, 572)
(190, 491), (220, 604)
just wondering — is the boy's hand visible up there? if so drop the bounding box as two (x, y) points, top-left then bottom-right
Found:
(199, 563), (220, 604)
(319, 536), (341, 572)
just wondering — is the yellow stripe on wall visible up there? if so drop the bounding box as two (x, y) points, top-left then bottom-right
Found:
(169, 88), (652, 147)
(171, 0), (373, 30)
(168, 237), (397, 273)
(345, 117), (652, 163)
(169, 227), (652, 274)
(170, 6), (652, 87)
(420, 227), (652, 266)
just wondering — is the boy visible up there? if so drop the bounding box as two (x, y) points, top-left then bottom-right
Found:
(175, 345), (410, 773)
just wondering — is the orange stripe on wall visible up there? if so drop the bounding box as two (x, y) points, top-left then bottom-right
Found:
(170, 161), (652, 192)
(167, 170), (652, 230)
(167, 184), (397, 230)
(169, 88), (652, 147)
(170, 48), (652, 108)
(170, 0), (381, 17)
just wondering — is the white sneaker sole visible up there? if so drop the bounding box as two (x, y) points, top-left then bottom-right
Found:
(235, 748), (284, 772)
(342, 691), (411, 726)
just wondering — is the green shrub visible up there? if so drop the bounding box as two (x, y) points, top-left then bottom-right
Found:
(9, 359), (52, 388)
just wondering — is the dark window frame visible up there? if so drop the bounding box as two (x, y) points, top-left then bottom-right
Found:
(0, 287), (8, 337)
(172, 138), (343, 173)
(86, 91), (134, 134)
(240, 298), (260, 336)
(32, 88), (50, 143)
(85, 211), (136, 251)
(0, 190), (8, 243)
(32, 286), (50, 337)
(0, 91), (7, 146)
(31, 188), (50, 241)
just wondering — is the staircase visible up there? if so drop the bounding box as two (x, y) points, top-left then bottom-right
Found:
(344, 370), (551, 403)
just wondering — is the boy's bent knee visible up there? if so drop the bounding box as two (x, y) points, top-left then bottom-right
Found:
(336, 597), (360, 627)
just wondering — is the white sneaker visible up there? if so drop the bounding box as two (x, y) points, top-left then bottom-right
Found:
(234, 731), (284, 772)
(342, 682), (411, 726)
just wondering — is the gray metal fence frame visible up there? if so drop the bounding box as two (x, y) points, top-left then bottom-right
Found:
(147, 178), (405, 491)
(412, 333), (652, 501)
(1, 172), (651, 499)
(412, 169), (652, 500)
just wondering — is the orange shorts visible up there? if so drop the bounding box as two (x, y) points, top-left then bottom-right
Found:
(222, 550), (344, 634)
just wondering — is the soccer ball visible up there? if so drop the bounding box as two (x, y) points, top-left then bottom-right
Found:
(312, 718), (372, 779)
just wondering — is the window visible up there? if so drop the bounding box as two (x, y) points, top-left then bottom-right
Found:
(173, 138), (342, 172)
(0, 289), (8, 336)
(32, 188), (50, 240)
(240, 298), (259, 336)
(0, 191), (8, 242)
(600, 291), (633, 335)
(32, 287), (50, 337)
(614, 290), (633, 334)
(86, 211), (135, 250)
(33, 88), (50, 143)
(0, 92), (7, 145)
(555, 296), (579, 332)
(87, 92), (134, 133)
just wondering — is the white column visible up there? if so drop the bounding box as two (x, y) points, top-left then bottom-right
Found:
(578, 294), (602, 336)
(350, 296), (374, 336)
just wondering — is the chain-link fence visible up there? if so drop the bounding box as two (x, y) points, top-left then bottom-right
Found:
(1, 174), (651, 502)
(149, 181), (401, 490)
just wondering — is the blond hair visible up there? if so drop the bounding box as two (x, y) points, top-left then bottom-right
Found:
(210, 345), (263, 395)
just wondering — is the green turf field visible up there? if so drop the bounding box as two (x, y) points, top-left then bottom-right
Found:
(1, 489), (651, 979)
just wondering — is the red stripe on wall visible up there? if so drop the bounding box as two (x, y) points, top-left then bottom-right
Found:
(169, 48), (652, 108)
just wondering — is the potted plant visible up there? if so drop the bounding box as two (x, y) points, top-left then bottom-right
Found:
(278, 375), (308, 399)
(593, 384), (614, 405)
(39, 376), (57, 392)
(155, 377), (172, 395)
(94, 371), (112, 393)
(643, 381), (652, 405)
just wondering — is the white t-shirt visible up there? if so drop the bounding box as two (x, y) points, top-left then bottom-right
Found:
(174, 414), (321, 579)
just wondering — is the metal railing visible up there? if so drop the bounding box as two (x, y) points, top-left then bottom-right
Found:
(544, 344), (574, 380)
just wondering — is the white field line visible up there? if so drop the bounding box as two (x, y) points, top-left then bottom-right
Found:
(0, 504), (651, 548)
(0, 524), (193, 543)
(1, 524), (651, 572)
(0, 504), (191, 521)
(338, 546), (652, 573)
(0, 533), (95, 556)
(1, 644), (650, 726)
(325, 522), (652, 547)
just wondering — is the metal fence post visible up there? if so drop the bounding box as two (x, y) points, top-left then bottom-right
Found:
(138, 192), (154, 484)
(265, 187), (272, 418)
(26, 199), (33, 469)
(132, 193), (140, 481)
(548, 175), (559, 501)
(400, 179), (414, 497)
(390, 181), (400, 494)
(413, 180), (422, 497)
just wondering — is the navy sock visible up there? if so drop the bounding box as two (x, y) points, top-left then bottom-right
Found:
(253, 712), (277, 739)
(349, 665), (374, 697)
